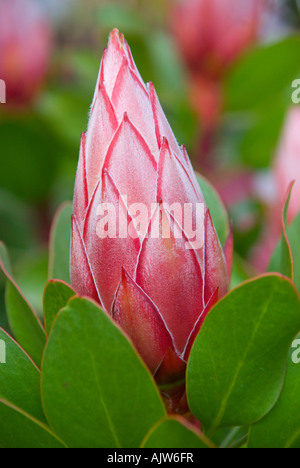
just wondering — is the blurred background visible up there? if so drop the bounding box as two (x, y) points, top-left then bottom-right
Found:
(1, 0), (300, 329)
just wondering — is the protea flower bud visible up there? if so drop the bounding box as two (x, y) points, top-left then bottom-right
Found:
(0, 0), (52, 107)
(171, 0), (261, 79)
(71, 30), (231, 385)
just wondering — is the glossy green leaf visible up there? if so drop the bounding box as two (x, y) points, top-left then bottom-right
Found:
(0, 188), (36, 253)
(0, 244), (45, 367)
(269, 183), (294, 281)
(230, 253), (253, 289)
(41, 297), (166, 448)
(142, 417), (212, 448)
(43, 280), (76, 336)
(225, 36), (300, 111)
(0, 242), (12, 276)
(0, 400), (66, 449)
(0, 328), (45, 422)
(196, 173), (229, 247)
(248, 339), (300, 448)
(48, 202), (72, 283)
(15, 250), (48, 315)
(270, 212), (300, 293)
(187, 275), (300, 432)
(239, 101), (286, 169)
(287, 213), (300, 292)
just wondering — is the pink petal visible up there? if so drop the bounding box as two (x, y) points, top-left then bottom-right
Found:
(100, 29), (127, 99)
(112, 268), (174, 374)
(111, 59), (159, 157)
(157, 138), (205, 269)
(70, 215), (101, 304)
(184, 288), (219, 361)
(149, 82), (183, 161)
(86, 84), (118, 198)
(204, 209), (229, 304)
(224, 224), (234, 279)
(103, 114), (157, 211)
(157, 138), (204, 208)
(83, 170), (141, 313)
(73, 133), (89, 230)
(181, 144), (205, 198)
(123, 39), (145, 83)
(135, 204), (204, 356)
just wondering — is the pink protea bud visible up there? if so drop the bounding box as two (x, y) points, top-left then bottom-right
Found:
(170, 0), (262, 125)
(251, 107), (300, 272)
(71, 30), (231, 383)
(170, 0), (261, 80)
(0, 0), (52, 107)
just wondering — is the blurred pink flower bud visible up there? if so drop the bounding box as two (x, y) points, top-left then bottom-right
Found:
(251, 107), (300, 272)
(274, 106), (300, 223)
(170, 0), (262, 125)
(71, 30), (232, 384)
(171, 0), (261, 79)
(0, 0), (52, 107)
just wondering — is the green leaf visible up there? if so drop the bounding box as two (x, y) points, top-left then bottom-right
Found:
(0, 188), (36, 253)
(248, 339), (300, 448)
(0, 116), (58, 202)
(14, 250), (48, 315)
(142, 417), (212, 448)
(270, 211), (300, 293)
(187, 275), (300, 432)
(43, 280), (76, 336)
(230, 253), (254, 289)
(239, 101), (286, 168)
(0, 400), (66, 449)
(268, 182), (294, 280)
(196, 173), (229, 247)
(0, 328), (45, 422)
(0, 244), (45, 367)
(41, 297), (166, 448)
(287, 213), (300, 292)
(48, 202), (72, 283)
(225, 36), (300, 111)
(0, 242), (12, 276)
(38, 89), (91, 147)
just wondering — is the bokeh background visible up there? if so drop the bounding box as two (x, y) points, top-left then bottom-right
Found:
(1, 0), (300, 329)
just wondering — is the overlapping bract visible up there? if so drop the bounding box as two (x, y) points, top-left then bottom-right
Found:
(71, 30), (231, 381)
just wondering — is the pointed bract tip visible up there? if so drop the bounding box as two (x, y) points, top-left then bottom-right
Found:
(120, 266), (130, 283)
(109, 28), (125, 49)
(161, 136), (171, 153)
(122, 112), (130, 125)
